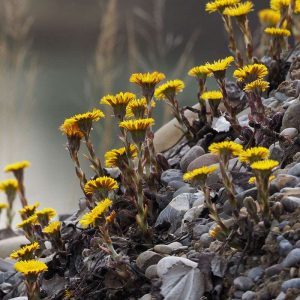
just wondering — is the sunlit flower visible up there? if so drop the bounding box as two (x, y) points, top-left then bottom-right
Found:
(205, 0), (241, 13)
(106, 210), (117, 224)
(19, 202), (40, 218)
(35, 208), (56, 219)
(0, 179), (18, 193)
(42, 221), (61, 234)
(251, 159), (279, 171)
(105, 145), (138, 168)
(223, 1), (254, 17)
(79, 198), (112, 228)
(188, 65), (212, 79)
(270, 0), (290, 11)
(15, 259), (48, 277)
(16, 215), (38, 229)
(239, 147), (270, 164)
(264, 27), (291, 36)
(125, 98), (155, 118)
(258, 9), (281, 25)
(244, 80), (270, 93)
(200, 91), (223, 101)
(248, 175), (275, 184)
(4, 161), (30, 173)
(154, 80), (185, 100)
(209, 141), (243, 157)
(233, 64), (268, 82)
(0, 203), (8, 210)
(209, 224), (222, 238)
(84, 176), (118, 196)
(183, 166), (217, 182)
(129, 72), (165, 87)
(10, 242), (40, 260)
(206, 56), (235, 79)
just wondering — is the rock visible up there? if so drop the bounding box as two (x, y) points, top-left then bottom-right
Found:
(281, 101), (300, 131)
(199, 233), (214, 248)
(271, 175), (300, 193)
(269, 143), (284, 162)
(280, 127), (298, 139)
(0, 236), (29, 259)
(136, 251), (163, 272)
(287, 163), (300, 177)
(265, 264), (283, 277)
(9, 298), (28, 300)
(246, 266), (264, 282)
(187, 154), (219, 172)
(161, 169), (183, 186)
(282, 248), (300, 267)
(281, 196), (300, 212)
(154, 242), (186, 255)
(139, 294), (152, 300)
(181, 204), (205, 224)
(157, 256), (204, 300)
(156, 191), (174, 210)
(281, 278), (300, 291)
(275, 292), (286, 300)
(145, 264), (158, 279)
(0, 259), (14, 272)
(180, 146), (205, 172)
(242, 291), (256, 300)
(155, 193), (200, 233)
(278, 239), (293, 256)
(233, 276), (254, 291)
(173, 186), (197, 197)
(192, 224), (209, 239)
(168, 180), (187, 190)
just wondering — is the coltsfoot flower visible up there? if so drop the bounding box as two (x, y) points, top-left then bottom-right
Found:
(251, 159), (279, 171)
(223, 1), (254, 17)
(4, 161), (30, 173)
(36, 208), (56, 226)
(205, 0), (241, 13)
(60, 121), (83, 139)
(209, 141), (243, 157)
(129, 72), (165, 87)
(42, 221), (61, 234)
(84, 176), (118, 196)
(188, 65), (212, 79)
(154, 80), (185, 100)
(79, 198), (112, 228)
(183, 166), (217, 182)
(0, 179), (18, 193)
(239, 147), (270, 163)
(10, 242), (40, 260)
(200, 91), (223, 101)
(16, 215), (38, 229)
(125, 98), (155, 118)
(0, 203), (8, 210)
(244, 79), (270, 93)
(19, 202), (40, 218)
(205, 56), (235, 79)
(105, 145), (137, 168)
(264, 27), (291, 37)
(233, 64), (268, 82)
(258, 9), (281, 25)
(248, 175), (275, 184)
(270, 0), (291, 11)
(15, 259), (48, 277)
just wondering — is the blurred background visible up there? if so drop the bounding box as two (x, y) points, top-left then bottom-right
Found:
(0, 0), (268, 220)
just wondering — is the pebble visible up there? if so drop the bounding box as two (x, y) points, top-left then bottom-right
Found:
(145, 264), (158, 279)
(269, 143), (284, 162)
(246, 266), (264, 282)
(270, 175), (300, 193)
(242, 291), (256, 300)
(187, 153), (219, 172)
(265, 264), (283, 277)
(168, 180), (187, 190)
(287, 163), (300, 177)
(161, 169), (183, 186)
(199, 233), (214, 248)
(173, 186), (197, 198)
(281, 196), (300, 212)
(275, 292), (286, 300)
(136, 251), (163, 272)
(233, 276), (254, 291)
(154, 242), (185, 255)
(282, 248), (300, 267)
(281, 278), (300, 292)
(280, 127), (298, 139)
(278, 239), (293, 256)
(180, 146), (205, 172)
(139, 294), (152, 300)
(192, 224), (209, 239)
(0, 236), (29, 259)
(281, 101), (300, 131)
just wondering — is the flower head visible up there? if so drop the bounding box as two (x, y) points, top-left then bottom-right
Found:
(206, 56), (235, 79)
(154, 80), (185, 100)
(60, 121), (83, 139)
(188, 65), (212, 79)
(239, 147), (270, 164)
(183, 166), (217, 182)
(201, 91), (223, 101)
(79, 198), (112, 228)
(244, 80), (270, 93)
(36, 208), (57, 225)
(248, 175), (275, 184)
(125, 98), (155, 118)
(42, 221), (61, 234)
(84, 176), (118, 196)
(0, 203), (8, 210)
(205, 0), (241, 13)
(223, 1), (254, 17)
(233, 64), (268, 82)
(270, 0), (291, 11)
(129, 72), (165, 87)
(258, 9), (281, 25)
(251, 159), (279, 171)
(4, 161), (30, 173)
(19, 202), (40, 218)
(264, 27), (291, 37)
(209, 141), (243, 157)
(0, 179), (18, 193)
(15, 259), (48, 277)
(10, 242), (40, 260)
(105, 145), (138, 168)
(16, 215), (38, 229)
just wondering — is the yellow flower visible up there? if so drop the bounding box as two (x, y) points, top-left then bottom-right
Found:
(19, 202), (40, 217)
(105, 210), (117, 224)
(4, 161), (30, 173)
(201, 91), (223, 101)
(258, 9), (281, 25)
(0, 179), (18, 192)
(60, 121), (83, 138)
(188, 65), (212, 78)
(15, 259), (48, 277)
(84, 176), (118, 196)
(0, 203), (8, 209)
(126, 98), (155, 118)
(239, 147), (270, 164)
(79, 198), (112, 228)
(264, 27), (291, 37)
(205, 56), (235, 79)
(250, 159), (279, 171)
(209, 224), (222, 239)
(244, 80), (270, 93)
(119, 118), (155, 131)
(105, 145), (138, 168)
(209, 141), (243, 156)
(100, 92), (136, 107)
(233, 64), (268, 82)
(248, 175), (275, 184)
(205, 0), (241, 13)
(270, 0), (290, 11)
(154, 80), (185, 100)
(10, 242), (40, 260)
(16, 215), (38, 228)
(42, 221), (61, 234)
(35, 208), (57, 219)
(223, 1), (254, 17)
(183, 166), (217, 181)
(129, 72), (165, 87)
